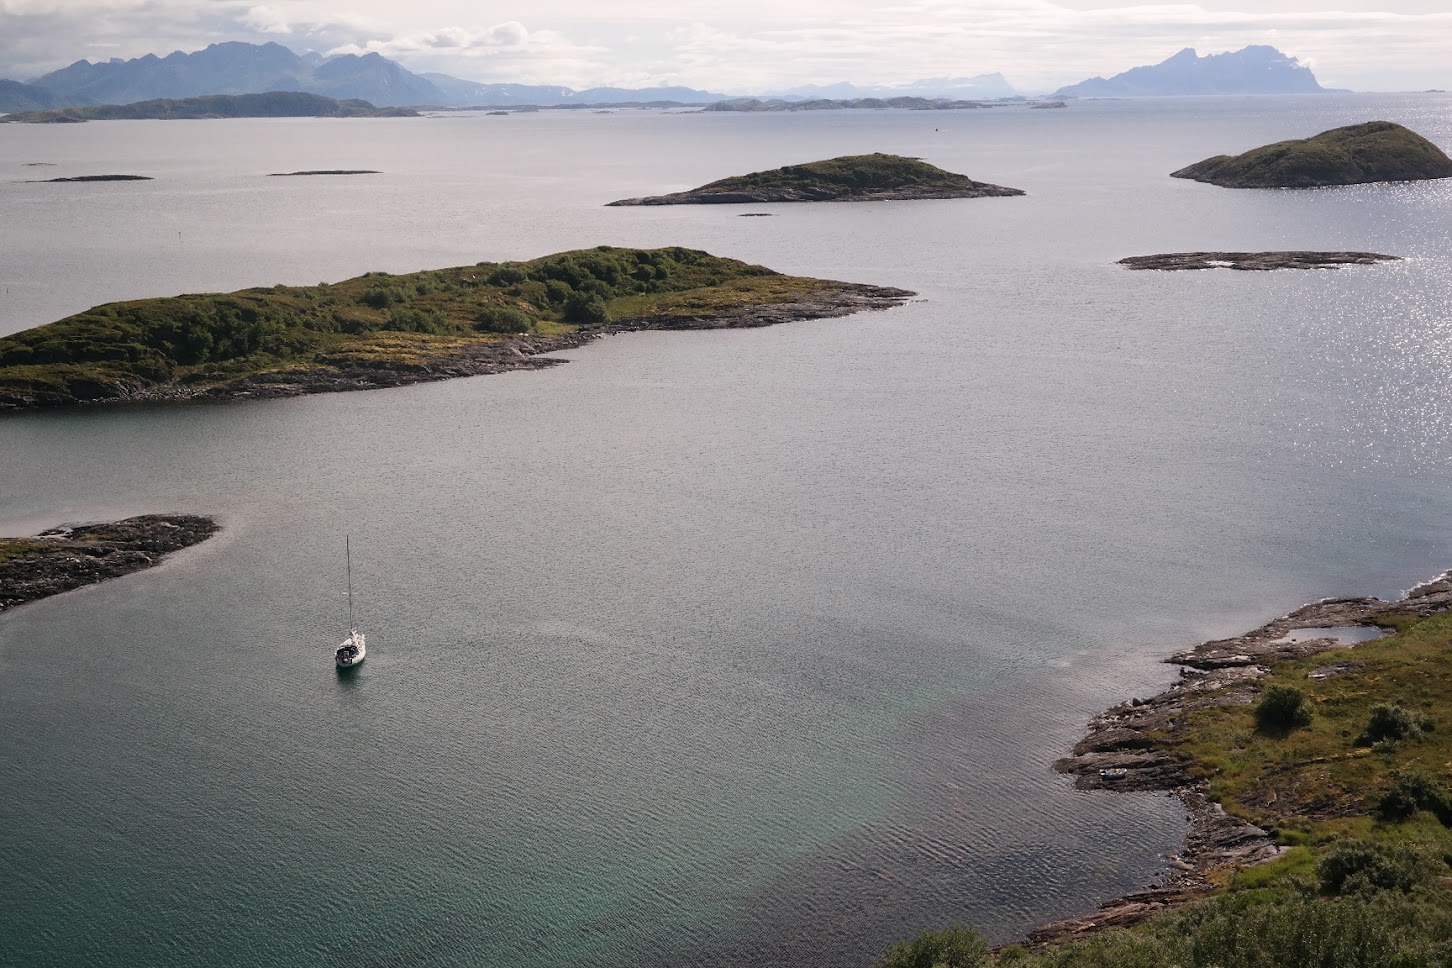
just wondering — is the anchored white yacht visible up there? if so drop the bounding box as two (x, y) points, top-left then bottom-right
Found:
(335, 536), (366, 669)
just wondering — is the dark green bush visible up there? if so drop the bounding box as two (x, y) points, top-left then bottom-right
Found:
(474, 306), (532, 334)
(386, 306), (447, 334)
(563, 292), (610, 325)
(874, 927), (989, 968)
(1377, 771), (1452, 825)
(1317, 840), (1437, 895)
(511, 280), (550, 308)
(1358, 704), (1434, 746)
(1255, 685), (1313, 734)
(360, 286), (404, 309)
(487, 265), (527, 286)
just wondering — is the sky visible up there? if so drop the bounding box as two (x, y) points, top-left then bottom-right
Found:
(2, 0), (1451, 93)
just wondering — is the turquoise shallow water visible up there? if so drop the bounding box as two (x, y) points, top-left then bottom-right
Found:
(2, 94), (1452, 967)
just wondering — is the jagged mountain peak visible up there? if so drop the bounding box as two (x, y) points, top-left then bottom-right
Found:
(1054, 45), (1326, 98)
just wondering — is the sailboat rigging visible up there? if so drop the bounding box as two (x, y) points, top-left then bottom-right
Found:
(335, 535), (366, 669)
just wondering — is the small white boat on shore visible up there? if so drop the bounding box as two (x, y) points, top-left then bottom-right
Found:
(335, 536), (366, 670)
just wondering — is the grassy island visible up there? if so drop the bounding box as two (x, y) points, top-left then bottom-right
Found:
(605, 152), (1025, 205)
(0, 91), (416, 124)
(872, 572), (1452, 968)
(0, 246), (910, 409)
(1172, 121), (1452, 188)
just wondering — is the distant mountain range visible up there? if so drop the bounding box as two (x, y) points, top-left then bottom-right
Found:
(1054, 46), (1328, 98)
(0, 40), (1341, 115)
(767, 75), (1018, 100)
(0, 41), (731, 112)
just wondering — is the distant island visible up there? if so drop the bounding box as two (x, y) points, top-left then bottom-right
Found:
(0, 91), (415, 123)
(1120, 251), (1401, 271)
(0, 247), (911, 410)
(269, 170), (381, 177)
(703, 97), (992, 112)
(1055, 45), (1327, 98)
(1172, 121), (1452, 188)
(37, 174), (153, 183)
(606, 153), (1024, 206)
(0, 515), (218, 613)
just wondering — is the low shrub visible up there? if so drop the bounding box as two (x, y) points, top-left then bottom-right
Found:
(360, 286), (405, 309)
(1377, 771), (1452, 825)
(474, 306), (532, 334)
(386, 306), (447, 335)
(874, 927), (989, 968)
(487, 265), (527, 286)
(563, 292), (610, 325)
(1255, 685), (1313, 734)
(1357, 703), (1434, 746)
(1317, 840), (1437, 895)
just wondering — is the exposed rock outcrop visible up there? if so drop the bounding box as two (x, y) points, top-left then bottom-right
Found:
(0, 515), (219, 612)
(1119, 251), (1399, 271)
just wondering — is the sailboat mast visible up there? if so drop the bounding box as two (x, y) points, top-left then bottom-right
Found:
(346, 535), (354, 632)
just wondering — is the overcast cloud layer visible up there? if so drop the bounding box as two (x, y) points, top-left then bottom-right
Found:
(3, 0), (1450, 92)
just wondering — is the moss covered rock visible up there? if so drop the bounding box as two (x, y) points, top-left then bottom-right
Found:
(1172, 121), (1452, 188)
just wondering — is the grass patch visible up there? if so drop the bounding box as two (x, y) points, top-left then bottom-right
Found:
(1138, 611), (1452, 837)
(0, 538), (43, 563)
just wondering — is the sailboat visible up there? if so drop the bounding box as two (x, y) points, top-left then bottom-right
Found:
(335, 536), (366, 669)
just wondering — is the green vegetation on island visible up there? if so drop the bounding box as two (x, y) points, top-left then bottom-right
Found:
(0, 246), (911, 409)
(0, 91), (417, 124)
(606, 152), (1025, 205)
(1172, 120), (1452, 188)
(877, 574), (1452, 967)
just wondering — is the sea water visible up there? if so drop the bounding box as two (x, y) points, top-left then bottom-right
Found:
(1, 95), (1451, 967)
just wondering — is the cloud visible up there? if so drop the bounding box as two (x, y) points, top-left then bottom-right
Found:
(1, 1), (1450, 91)
(240, 5), (291, 35)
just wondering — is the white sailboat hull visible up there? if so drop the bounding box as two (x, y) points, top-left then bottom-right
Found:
(336, 630), (366, 669)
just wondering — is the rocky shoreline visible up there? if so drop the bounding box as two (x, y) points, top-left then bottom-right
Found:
(1030, 570), (1452, 944)
(608, 183), (1023, 205)
(1119, 251), (1400, 271)
(0, 514), (219, 613)
(0, 282), (914, 409)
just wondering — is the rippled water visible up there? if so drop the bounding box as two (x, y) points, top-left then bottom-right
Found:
(2, 94), (1451, 968)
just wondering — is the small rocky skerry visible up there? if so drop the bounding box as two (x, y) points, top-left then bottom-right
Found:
(1119, 251), (1400, 271)
(606, 152), (1024, 205)
(0, 514), (219, 613)
(39, 174), (153, 183)
(1172, 120), (1452, 189)
(1035, 570), (1452, 944)
(269, 170), (381, 177)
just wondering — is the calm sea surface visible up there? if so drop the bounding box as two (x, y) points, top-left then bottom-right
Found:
(2, 95), (1451, 967)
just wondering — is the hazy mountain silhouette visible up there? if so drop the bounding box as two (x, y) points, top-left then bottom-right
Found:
(770, 75), (1018, 100)
(0, 78), (72, 112)
(15, 41), (728, 109)
(1055, 46), (1328, 98)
